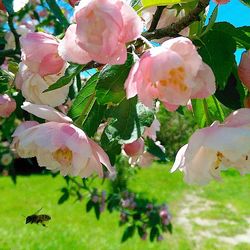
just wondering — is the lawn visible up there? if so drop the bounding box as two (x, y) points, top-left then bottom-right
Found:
(0, 163), (250, 250)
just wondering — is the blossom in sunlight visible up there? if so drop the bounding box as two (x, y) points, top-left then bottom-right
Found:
(143, 118), (160, 141)
(12, 102), (114, 178)
(20, 32), (65, 77)
(13, 0), (29, 12)
(0, 94), (16, 118)
(59, 0), (143, 65)
(15, 62), (70, 107)
(125, 37), (216, 111)
(238, 50), (250, 90)
(171, 108), (250, 185)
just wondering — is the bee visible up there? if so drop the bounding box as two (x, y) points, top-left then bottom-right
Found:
(25, 208), (51, 227)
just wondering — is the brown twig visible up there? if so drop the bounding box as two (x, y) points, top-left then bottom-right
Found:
(148, 6), (166, 32)
(142, 0), (209, 40)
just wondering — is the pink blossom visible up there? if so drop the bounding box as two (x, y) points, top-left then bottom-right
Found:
(12, 103), (114, 178)
(238, 50), (250, 90)
(59, 0), (143, 65)
(213, 0), (230, 4)
(143, 118), (160, 141)
(0, 94), (16, 118)
(68, 0), (79, 7)
(20, 32), (65, 77)
(125, 37), (216, 111)
(123, 138), (144, 157)
(172, 109), (250, 185)
(15, 62), (70, 107)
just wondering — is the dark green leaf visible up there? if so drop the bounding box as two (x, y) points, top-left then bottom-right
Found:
(240, 0), (250, 8)
(201, 5), (218, 37)
(166, 223), (173, 234)
(137, 226), (145, 238)
(94, 203), (100, 220)
(2, 0), (14, 15)
(121, 225), (135, 243)
(145, 138), (168, 161)
(86, 200), (94, 212)
(196, 30), (236, 88)
(58, 188), (69, 204)
(215, 69), (244, 110)
(68, 73), (98, 120)
(149, 227), (159, 242)
(211, 22), (250, 50)
(44, 64), (84, 92)
(96, 53), (135, 104)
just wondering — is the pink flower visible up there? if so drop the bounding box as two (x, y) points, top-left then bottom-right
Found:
(123, 138), (144, 157)
(20, 32), (65, 77)
(0, 94), (16, 118)
(68, 0), (79, 7)
(172, 109), (250, 185)
(59, 0), (143, 65)
(12, 102), (114, 178)
(125, 37), (216, 111)
(15, 62), (70, 107)
(143, 118), (160, 141)
(238, 50), (250, 90)
(213, 0), (230, 4)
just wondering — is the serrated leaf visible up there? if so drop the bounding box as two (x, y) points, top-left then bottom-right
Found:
(121, 225), (135, 243)
(201, 5), (218, 37)
(44, 64), (83, 92)
(68, 73), (98, 120)
(196, 30), (236, 88)
(211, 22), (250, 50)
(192, 96), (225, 128)
(96, 54), (135, 105)
(145, 138), (167, 161)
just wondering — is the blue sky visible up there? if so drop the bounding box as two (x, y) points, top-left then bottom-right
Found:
(207, 0), (250, 62)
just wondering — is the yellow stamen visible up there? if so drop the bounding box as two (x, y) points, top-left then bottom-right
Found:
(52, 147), (73, 166)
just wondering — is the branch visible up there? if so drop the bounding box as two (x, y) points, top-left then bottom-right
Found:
(148, 6), (165, 32)
(8, 15), (21, 53)
(142, 0), (209, 40)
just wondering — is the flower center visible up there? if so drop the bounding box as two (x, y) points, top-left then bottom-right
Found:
(158, 66), (187, 92)
(52, 147), (73, 166)
(214, 151), (224, 169)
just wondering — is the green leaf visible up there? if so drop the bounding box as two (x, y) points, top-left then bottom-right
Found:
(82, 102), (107, 137)
(149, 226), (160, 242)
(196, 30), (236, 89)
(121, 225), (135, 243)
(211, 22), (250, 50)
(58, 188), (69, 205)
(200, 5), (218, 37)
(240, 0), (250, 7)
(94, 203), (100, 220)
(141, 0), (193, 8)
(2, 0), (14, 15)
(215, 67), (245, 110)
(44, 64), (83, 93)
(68, 73), (98, 120)
(96, 53), (135, 105)
(145, 138), (168, 161)
(86, 200), (94, 212)
(192, 96), (225, 128)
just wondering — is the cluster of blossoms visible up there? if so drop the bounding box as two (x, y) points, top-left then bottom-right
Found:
(1, 0), (248, 188)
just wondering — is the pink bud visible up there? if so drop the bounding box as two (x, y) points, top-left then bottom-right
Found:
(123, 138), (144, 157)
(0, 0), (6, 11)
(68, 0), (79, 7)
(213, 0), (230, 4)
(238, 50), (250, 90)
(0, 94), (16, 118)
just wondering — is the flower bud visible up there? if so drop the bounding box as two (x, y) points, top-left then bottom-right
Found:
(238, 50), (250, 90)
(0, 94), (16, 118)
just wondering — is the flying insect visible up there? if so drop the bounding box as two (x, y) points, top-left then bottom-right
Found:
(25, 208), (51, 227)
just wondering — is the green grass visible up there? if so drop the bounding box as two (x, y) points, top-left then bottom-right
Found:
(0, 164), (250, 250)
